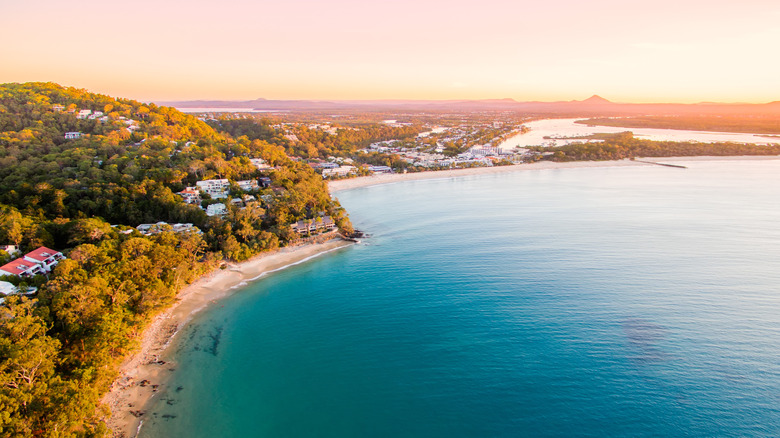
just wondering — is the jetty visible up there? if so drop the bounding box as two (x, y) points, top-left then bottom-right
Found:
(634, 160), (688, 169)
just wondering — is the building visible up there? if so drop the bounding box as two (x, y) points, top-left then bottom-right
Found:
(206, 203), (228, 217)
(0, 246), (65, 277)
(137, 222), (201, 235)
(0, 281), (18, 296)
(51, 104), (65, 112)
(65, 131), (82, 140)
(24, 247), (66, 272)
(290, 216), (337, 235)
(76, 109), (92, 119)
(368, 165), (393, 174)
(321, 166), (356, 178)
(258, 177), (272, 188)
(249, 158), (272, 170)
(0, 258), (45, 277)
(177, 186), (201, 204)
(196, 179), (230, 199)
(237, 180), (259, 192)
(0, 245), (19, 256)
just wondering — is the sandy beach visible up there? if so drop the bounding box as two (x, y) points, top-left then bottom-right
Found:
(103, 237), (353, 437)
(327, 156), (780, 192)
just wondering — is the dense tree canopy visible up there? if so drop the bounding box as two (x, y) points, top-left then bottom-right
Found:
(0, 82), (351, 436)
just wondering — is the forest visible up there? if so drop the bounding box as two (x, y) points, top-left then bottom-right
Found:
(0, 82), (351, 436)
(576, 116), (780, 135)
(530, 132), (780, 161)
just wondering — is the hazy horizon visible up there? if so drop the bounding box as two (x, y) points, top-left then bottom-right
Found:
(2, 0), (779, 104)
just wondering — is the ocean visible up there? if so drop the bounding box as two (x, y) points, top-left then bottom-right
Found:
(141, 159), (780, 437)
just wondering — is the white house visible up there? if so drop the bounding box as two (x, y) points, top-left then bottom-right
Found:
(0, 246), (65, 277)
(321, 166), (356, 178)
(0, 258), (45, 277)
(196, 179), (230, 199)
(177, 186), (201, 204)
(0, 281), (18, 296)
(0, 245), (19, 256)
(65, 132), (82, 140)
(77, 109), (92, 119)
(237, 180), (259, 192)
(206, 203), (228, 217)
(249, 158), (271, 170)
(24, 247), (66, 273)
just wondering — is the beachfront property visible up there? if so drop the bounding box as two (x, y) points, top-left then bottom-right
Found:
(206, 203), (228, 217)
(65, 131), (82, 140)
(290, 215), (337, 235)
(0, 246), (66, 277)
(368, 165), (393, 174)
(322, 166), (356, 178)
(237, 179), (260, 191)
(196, 179), (230, 199)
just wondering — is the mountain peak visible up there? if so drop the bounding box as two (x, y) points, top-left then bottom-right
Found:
(581, 95), (611, 104)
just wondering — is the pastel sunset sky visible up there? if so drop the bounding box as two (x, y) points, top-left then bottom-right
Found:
(1, 0), (778, 103)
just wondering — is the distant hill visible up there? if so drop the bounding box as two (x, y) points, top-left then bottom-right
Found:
(160, 95), (780, 116)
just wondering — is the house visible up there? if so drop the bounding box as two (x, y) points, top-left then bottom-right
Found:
(65, 131), (82, 140)
(0, 258), (45, 277)
(196, 179), (230, 199)
(0, 246), (65, 277)
(24, 247), (66, 272)
(177, 186), (201, 204)
(237, 180), (259, 192)
(249, 158), (271, 170)
(321, 166), (356, 178)
(258, 177), (272, 188)
(77, 109), (92, 119)
(368, 165), (393, 174)
(206, 203), (228, 217)
(290, 216), (337, 235)
(0, 245), (19, 256)
(0, 281), (18, 296)
(137, 222), (201, 235)
(51, 104), (65, 112)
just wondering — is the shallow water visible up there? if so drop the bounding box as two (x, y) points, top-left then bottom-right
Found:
(142, 160), (780, 437)
(499, 118), (779, 149)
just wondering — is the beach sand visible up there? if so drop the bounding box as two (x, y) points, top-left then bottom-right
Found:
(103, 237), (353, 437)
(327, 156), (780, 192)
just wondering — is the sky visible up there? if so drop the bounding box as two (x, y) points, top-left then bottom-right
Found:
(1, 0), (779, 103)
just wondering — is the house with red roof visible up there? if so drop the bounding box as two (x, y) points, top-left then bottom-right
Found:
(0, 246), (65, 277)
(0, 258), (46, 277)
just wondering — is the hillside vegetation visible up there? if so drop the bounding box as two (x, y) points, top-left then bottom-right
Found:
(0, 82), (349, 436)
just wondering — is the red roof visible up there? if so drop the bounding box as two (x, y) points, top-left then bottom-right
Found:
(23, 246), (61, 263)
(0, 258), (39, 275)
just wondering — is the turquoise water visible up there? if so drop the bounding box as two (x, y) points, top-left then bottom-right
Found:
(142, 160), (780, 437)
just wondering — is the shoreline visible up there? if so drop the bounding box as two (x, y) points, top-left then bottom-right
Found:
(103, 237), (353, 438)
(327, 155), (780, 192)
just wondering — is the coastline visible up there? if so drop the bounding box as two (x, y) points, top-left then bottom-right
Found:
(103, 237), (353, 438)
(327, 156), (780, 192)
